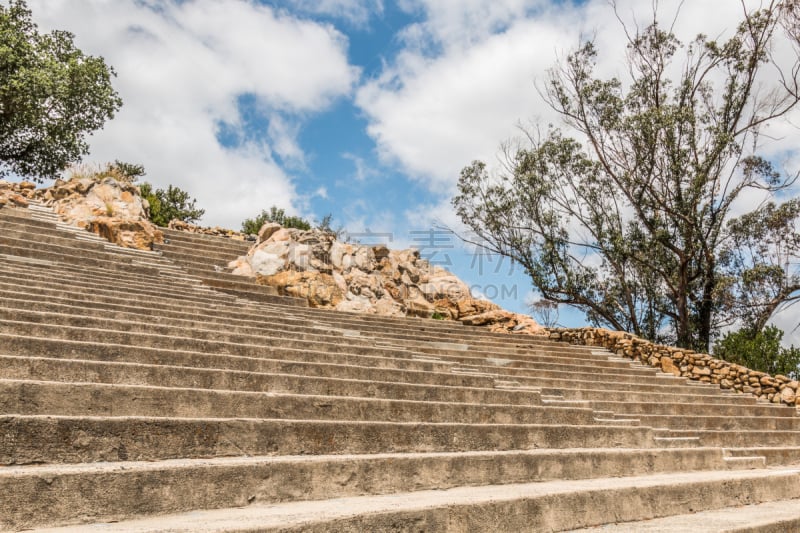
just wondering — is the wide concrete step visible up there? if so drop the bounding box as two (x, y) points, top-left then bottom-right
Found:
(0, 327), (456, 375)
(572, 498), (800, 532)
(1, 294), (648, 371)
(156, 242), (244, 265)
(0, 415), (658, 465)
(2, 322), (727, 395)
(0, 355), (541, 406)
(0, 288), (594, 361)
(0, 379), (585, 425)
(0, 335), (498, 389)
(0, 448), (744, 531)
(4, 307), (669, 379)
(0, 239), (166, 276)
(26, 468), (800, 532)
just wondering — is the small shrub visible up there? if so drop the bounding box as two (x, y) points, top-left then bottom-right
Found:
(140, 182), (205, 226)
(242, 206), (311, 234)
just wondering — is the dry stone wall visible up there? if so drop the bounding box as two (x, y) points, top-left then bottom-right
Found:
(548, 327), (799, 408)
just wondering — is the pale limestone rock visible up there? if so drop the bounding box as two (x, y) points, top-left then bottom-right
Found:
(288, 243), (312, 270)
(660, 356), (682, 377)
(332, 271), (348, 292)
(352, 246), (376, 271)
(257, 222), (282, 243)
(258, 271), (344, 307)
(329, 241), (349, 269)
(780, 386), (796, 404)
(250, 249), (285, 276)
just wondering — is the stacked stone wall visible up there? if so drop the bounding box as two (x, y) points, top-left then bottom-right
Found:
(548, 327), (799, 408)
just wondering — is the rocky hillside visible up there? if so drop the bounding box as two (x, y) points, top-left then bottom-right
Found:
(228, 223), (543, 333)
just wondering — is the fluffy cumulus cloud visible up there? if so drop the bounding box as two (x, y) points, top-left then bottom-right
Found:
(27, 0), (358, 227)
(358, 0), (800, 192)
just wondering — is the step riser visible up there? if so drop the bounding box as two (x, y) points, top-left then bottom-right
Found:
(704, 434), (800, 447)
(729, 448), (800, 466)
(550, 388), (757, 405)
(639, 416), (800, 431)
(0, 356), (541, 406)
(227, 473), (800, 533)
(590, 402), (793, 418)
(0, 381), (581, 425)
(0, 449), (729, 531)
(0, 416), (656, 464)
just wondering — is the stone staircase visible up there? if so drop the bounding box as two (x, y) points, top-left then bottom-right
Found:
(0, 203), (799, 532)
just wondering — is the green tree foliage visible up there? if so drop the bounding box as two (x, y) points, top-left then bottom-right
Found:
(0, 0), (122, 181)
(453, 1), (800, 352)
(241, 206), (311, 234)
(108, 160), (145, 183)
(714, 326), (800, 379)
(140, 182), (205, 227)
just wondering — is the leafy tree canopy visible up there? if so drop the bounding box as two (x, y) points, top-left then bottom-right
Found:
(453, 1), (800, 352)
(715, 326), (800, 379)
(0, 0), (122, 181)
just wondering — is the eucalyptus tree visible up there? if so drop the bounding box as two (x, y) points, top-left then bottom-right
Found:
(454, 1), (800, 351)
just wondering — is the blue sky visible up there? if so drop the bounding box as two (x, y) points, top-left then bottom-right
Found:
(24, 0), (799, 326)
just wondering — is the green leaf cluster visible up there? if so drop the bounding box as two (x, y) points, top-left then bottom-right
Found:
(0, 0), (122, 181)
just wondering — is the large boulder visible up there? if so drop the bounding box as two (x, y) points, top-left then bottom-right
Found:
(44, 175), (163, 250)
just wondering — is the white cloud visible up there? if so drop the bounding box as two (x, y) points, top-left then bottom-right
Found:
(341, 152), (378, 182)
(267, 115), (306, 170)
(27, 0), (358, 227)
(358, 0), (800, 193)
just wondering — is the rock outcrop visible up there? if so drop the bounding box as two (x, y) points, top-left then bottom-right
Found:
(44, 175), (164, 250)
(0, 179), (35, 208)
(1, 175), (164, 250)
(228, 224), (544, 334)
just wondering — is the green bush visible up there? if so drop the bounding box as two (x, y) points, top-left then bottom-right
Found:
(241, 206), (311, 234)
(140, 182), (205, 227)
(714, 326), (800, 379)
